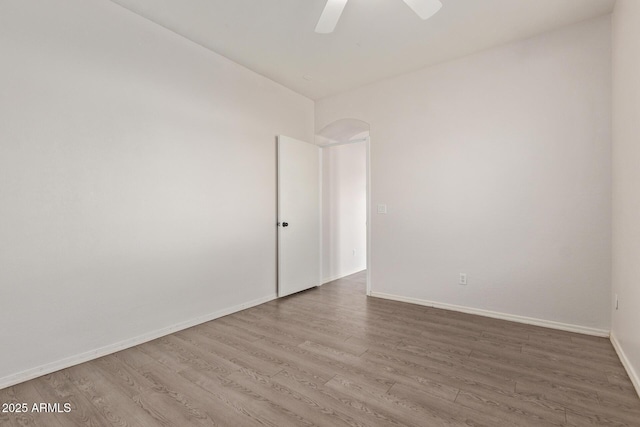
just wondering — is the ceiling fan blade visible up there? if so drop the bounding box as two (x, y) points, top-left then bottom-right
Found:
(402, 0), (442, 20)
(315, 0), (348, 34)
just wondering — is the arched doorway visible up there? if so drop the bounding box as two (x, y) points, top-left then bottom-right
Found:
(316, 119), (371, 295)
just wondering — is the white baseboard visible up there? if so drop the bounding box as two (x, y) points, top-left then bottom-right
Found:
(610, 333), (640, 399)
(322, 269), (366, 285)
(370, 292), (610, 337)
(0, 293), (277, 390)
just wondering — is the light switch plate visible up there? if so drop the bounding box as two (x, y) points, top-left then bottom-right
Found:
(377, 204), (387, 214)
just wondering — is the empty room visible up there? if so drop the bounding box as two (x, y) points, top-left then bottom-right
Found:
(1, 0), (639, 426)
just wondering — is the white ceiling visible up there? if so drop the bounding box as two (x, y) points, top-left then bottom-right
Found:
(108, 0), (615, 100)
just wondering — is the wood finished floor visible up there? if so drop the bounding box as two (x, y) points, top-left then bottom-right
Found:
(2, 271), (639, 426)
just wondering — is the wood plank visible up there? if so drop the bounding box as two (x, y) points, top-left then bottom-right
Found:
(0, 381), (64, 427)
(3, 270), (639, 426)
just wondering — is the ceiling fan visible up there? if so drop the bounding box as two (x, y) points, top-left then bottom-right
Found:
(315, 0), (443, 34)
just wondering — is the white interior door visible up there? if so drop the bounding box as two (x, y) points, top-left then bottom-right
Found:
(277, 135), (321, 297)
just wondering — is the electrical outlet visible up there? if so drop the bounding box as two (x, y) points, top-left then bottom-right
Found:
(459, 273), (467, 285)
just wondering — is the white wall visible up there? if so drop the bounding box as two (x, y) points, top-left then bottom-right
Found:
(316, 16), (612, 333)
(611, 0), (640, 395)
(0, 0), (313, 386)
(322, 142), (367, 282)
